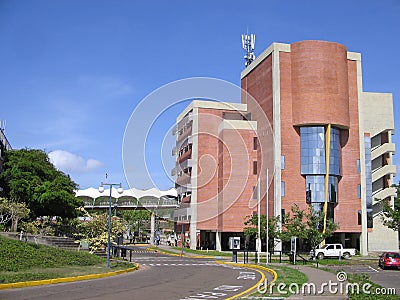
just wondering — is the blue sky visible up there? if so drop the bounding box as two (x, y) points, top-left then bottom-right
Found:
(0, 0), (399, 190)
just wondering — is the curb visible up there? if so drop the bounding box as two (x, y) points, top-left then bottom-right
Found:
(0, 264), (139, 290)
(149, 246), (230, 259)
(216, 262), (278, 299)
(150, 246), (278, 299)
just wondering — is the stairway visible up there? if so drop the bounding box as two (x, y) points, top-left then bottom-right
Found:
(0, 232), (80, 251)
(42, 236), (80, 250)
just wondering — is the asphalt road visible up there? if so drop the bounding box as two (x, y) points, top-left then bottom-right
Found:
(0, 246), (272, 300)
(327, 261), (400, 295)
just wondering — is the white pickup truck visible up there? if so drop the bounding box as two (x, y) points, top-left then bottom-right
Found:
(310, 244), (357, 259)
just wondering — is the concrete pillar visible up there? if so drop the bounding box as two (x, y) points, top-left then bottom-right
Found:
(190, 222), (197, 250)
(340, 233), (346, 247)
(216, 231), (222, 252)
(150, 212), (155, 246)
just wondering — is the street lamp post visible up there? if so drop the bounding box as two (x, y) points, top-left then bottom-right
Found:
(99, 182), (123, 268)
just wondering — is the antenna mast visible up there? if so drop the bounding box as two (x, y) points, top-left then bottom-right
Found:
(241, 32), (256, 67)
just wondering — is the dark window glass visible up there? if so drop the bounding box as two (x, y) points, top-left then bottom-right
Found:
(281, 209), (286, 223)
(253, 161), (257, 175)
(253, 137), (258, 150)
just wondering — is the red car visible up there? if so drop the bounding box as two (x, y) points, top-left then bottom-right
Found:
(379, 252), (400, 270)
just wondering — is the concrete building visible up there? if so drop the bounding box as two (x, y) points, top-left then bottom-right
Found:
(172, 101), (259, 250)
(173, 40), (398, 254)
(0, 122), (12, 173)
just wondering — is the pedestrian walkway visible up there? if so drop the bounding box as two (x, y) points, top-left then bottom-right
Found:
(285, 265), (348, 299)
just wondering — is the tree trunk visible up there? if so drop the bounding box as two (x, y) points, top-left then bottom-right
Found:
(11, 216), (19, 232)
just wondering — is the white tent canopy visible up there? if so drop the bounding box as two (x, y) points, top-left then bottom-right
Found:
(75, 187), (177, 200)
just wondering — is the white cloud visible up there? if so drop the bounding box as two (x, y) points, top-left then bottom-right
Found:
(48, 150), (103, 173)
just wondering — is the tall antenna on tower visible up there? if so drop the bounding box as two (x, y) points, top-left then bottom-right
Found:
(241, 32), (256, 67)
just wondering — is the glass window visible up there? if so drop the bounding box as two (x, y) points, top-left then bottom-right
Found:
(253, 137), (258, 150)
(300, 126), (326, 175)
(253, 186), (257, 200)
(281, 155), (285, 170)
(301, 126), (341, 207)
(253, 161), (257, 175)
(367, 209), (373, 228)
(357, 184), (361, 199)
(281, 181), (285, 197)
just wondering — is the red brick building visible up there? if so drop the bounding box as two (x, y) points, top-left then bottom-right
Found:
(173, 40), (397, 254)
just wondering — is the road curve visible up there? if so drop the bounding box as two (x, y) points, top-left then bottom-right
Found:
(0, 248), (274, 300)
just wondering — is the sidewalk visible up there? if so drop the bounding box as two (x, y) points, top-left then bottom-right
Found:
(155, 244), (231, 260)
(285, 265), (348, 299)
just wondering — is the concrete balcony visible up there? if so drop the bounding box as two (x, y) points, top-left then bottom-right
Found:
(177, 126), (192, 143)
(174, 113), (193, 137)
(171, 159), (193, 177)
(177, 185), (192, 195)
(373, 187), (397, 203)
(178, 149), (192, 163)
(181, 195), (191, 204)
(176, 174), (191, 186)
(371, 142), (395, 161)
(372, 165), (397, 182)
(171, 167), (177, 177)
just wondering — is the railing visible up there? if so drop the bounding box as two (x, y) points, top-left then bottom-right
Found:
(83, 198), (179, 209)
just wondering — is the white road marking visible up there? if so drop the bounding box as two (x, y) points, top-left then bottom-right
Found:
(368, 266), (380, 272)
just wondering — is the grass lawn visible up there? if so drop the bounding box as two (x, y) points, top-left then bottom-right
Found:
(0, 235), (133, 284)
(246, 264), (308, 298)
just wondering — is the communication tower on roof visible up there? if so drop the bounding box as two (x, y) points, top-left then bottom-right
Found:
(241, 32), (256, 67)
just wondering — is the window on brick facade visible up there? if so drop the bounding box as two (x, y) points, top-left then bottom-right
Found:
(253, 161), (258, 175)
(253, 186), (257, 200)
(281, 181), (285, 197)
(281, 155), (285, 170)
(357, 184), (361, 199)
(281, 209), (286, 223)
(253, 137), (258, 150)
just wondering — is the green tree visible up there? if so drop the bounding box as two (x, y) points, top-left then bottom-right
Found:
(0, 149), (82, 220)
(243, 214), (281, 251)
(75, 211), (127, 252)
(123, 210), (151, 241)
(382, 183), (400, 231)
(280, 204), (338, 253)
(0, 197), (30, 231)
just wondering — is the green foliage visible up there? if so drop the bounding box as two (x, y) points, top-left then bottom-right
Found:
(123, 210), (151, 239)
(0, 149), (82, 220)
(123, 210), (150, 229)
(250, 265), (307, 297)
(382, 183), (400, 231)
(18, 221), (39, 234)
(280, 204), (338, 250)
(75, 211), (127, 252)
(243, 214), (280, 250)
(0, 235), (104, 272)
(0, 197), (30, 231)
